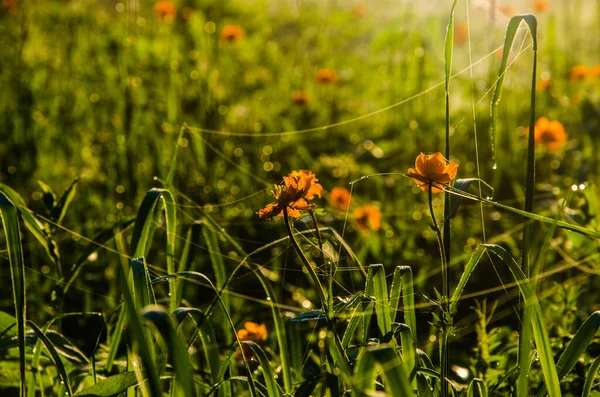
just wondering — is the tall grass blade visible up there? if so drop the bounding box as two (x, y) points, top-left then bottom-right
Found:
(174, 307), (221, 386)
(26, 320), (73, 396)
(131, 257), (156, 310)
(52, 177), (79, 225)
(141, 306), (194, 397)
(0, 192), (26, 397)
(118, 261), (162, 397)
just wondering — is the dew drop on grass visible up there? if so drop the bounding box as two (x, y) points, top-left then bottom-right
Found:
(492, 164), (497, 170)
(571, 185), (578, 192)
(266, 296), (271, 301)
(578, 183), (585, 190)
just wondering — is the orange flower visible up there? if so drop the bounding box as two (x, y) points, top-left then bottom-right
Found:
(291, 91), (310, 106)
(1, 0), (18, 14)
(154, 1), (176, 21)
(454, 22), (468, 46)
(353, 206), (381, 235)
(258, 170), (323, 220)
(220, 25), (245, 43)
(237, 321), (267, 342)
(528, 117), (568, 150)
(533, 0), (548, 12)
(499, 5), (516, 16)
(237, 322), (267, 358)
(408, 153), (458, 194)
(570, 64), (589, 81)
(537, 75), (551, 92)
(591, 65), (600, 78)
(329, 187), (351, 210)
(351, 4), (367, 17)
(315, 68), (338, 84)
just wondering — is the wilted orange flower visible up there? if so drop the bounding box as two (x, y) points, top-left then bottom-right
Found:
(329, 187), (351, 210)
(454, 22), (468, 45)
(220, 25), (245, 43)
(351, 4), (367, 17)
(499, 5), (516, 16)
(533, 1), (548, 12)
(259, 170), (323, 220)
(353, 206), (381, 235)
(570, 64), (589, 81)
(237, 322), (267, 358)
(528, 117), (568, 150)
(408, 152), (458, 194)
(154, 1), (176, 21)
(315, 68), (338, 84)
(291, 91), (310, 106)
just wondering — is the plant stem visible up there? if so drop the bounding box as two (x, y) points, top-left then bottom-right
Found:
(428, 186), (449, 397)
(309, 209), (334, 318)
(284, 209), (328, 310)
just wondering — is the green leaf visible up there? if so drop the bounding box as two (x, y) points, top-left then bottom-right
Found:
(74, 372), (138, 396)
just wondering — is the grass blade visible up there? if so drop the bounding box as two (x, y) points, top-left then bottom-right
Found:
(583, 355), (600, 397)
(73, 372), (138, 396)
(141, 306), (194, 397)
(536, 311), (600, 397)
(26, 320), (73, 396)
(240, 341), (282, 397)
(354, 346), (414, 396)
(174, 307), (221, 386)
(0, 192), (26, 397)
(367, 264), (392, 336)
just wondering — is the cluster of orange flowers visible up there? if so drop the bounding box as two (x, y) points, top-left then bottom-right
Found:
(527, 117), (568, 150)
(328, 187), (381, 235)
(236, 322), (267, 358)
(570, 64), (600, 81)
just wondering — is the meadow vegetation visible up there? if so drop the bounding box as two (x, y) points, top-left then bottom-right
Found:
(1, 0), (600, 396)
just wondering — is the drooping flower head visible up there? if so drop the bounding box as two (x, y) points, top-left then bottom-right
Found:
(154, 1), (176, 21)
(220, 25), (245, 43)
(329, 187), (351, 210)
(408, 152), (458, 194)
(291, 91), (310, 106)
(528, 117), (568, 150)
(259, 170), (323, 220)
(315, 68), (338, 84)
(353, 205), (381, 235)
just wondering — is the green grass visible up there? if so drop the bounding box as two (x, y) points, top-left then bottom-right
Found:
(1, 0), (600, 396)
